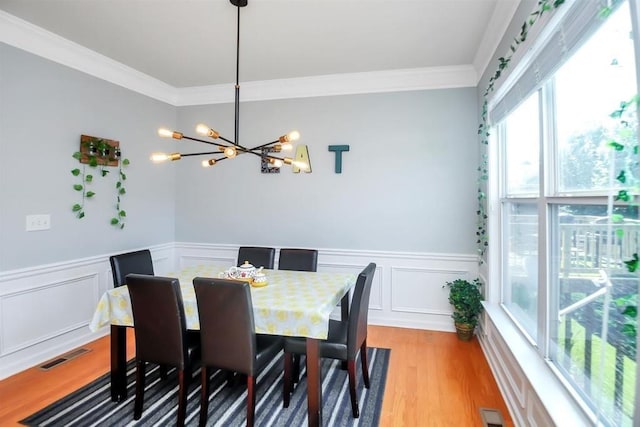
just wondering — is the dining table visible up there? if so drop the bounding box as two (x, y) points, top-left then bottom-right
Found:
(89, 264), (357, 427)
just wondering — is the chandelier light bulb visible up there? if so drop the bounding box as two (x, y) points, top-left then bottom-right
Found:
(270, 158), (283, 168)
(158, 128), (183, 139)
(288, 130), (300, 142)
(150, 152), (169, 162)
(201, 159), (216, 167)
(151, 152), (181, 162)
(196, 124), (210, 135)
(279, 130), (300, 144)
(224, 146), (237, 158)
(158, 128), (173, 138)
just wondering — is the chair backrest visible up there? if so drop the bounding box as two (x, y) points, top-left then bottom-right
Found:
(126, 274), (188, 368)
(278, 248), (318, 272)
(237, 246), (275, 269)
(193, 277), (258, 375)
(109, 249), (154, 287)
(347, 263), (376, 355)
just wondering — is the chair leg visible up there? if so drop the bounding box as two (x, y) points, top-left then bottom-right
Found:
(177, 369), (187, 427)
(199, 367), (210, 427)
(247, 375), (257, 427)
(283, 352), (292, 408)
(293, 354), (301, 382)
(347, 359), (359, 418)
(159, 364), (168, 380)
(360, 341), (370, 388)
(185, 364), (193, 386)
(225, 369), (235, 386)
(134, 360), (146, 420)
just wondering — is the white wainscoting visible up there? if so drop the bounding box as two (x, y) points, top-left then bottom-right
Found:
(0, 244), (174, 379)
(174, 243), (479, 331)
(479, 304), (593, 426)
(0, 242), (477, 379)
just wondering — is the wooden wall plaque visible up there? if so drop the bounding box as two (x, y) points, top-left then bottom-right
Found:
(79, 134), (120, 167)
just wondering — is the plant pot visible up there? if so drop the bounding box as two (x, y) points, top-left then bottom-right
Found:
(454, 322), (475, 341)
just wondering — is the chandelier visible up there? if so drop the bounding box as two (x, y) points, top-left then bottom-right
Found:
(151, 0), (302, 170)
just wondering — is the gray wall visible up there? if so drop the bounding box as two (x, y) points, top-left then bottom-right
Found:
(0, 43), (177, 270)
(0, 42), (479, 272)
(174, 89), (479, 253)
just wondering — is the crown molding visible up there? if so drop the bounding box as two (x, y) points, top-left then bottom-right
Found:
(1, 9), (478, 107)
(473, 0), (521, 81)
(175, 66), (477, 106)
(0, 10), (178, 105)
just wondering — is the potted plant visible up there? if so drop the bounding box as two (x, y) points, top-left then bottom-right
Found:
(444, 278), (483, 341)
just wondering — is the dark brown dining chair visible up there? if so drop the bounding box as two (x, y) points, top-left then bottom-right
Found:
(278, 248), (318, 272)
(109, 249), (154, 288)
(277, 248), (319, 381)
(237, 246), (276, 269)
(193, 277), (282, 427)
(110, 249), (175, 379)
(282, 262), (376, 418)
(126, 274), (200, 426)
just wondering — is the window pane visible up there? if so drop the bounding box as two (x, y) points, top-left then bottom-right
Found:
(503, 202), (538, 340)
(504, 93), (540, 196)
(550, 204), (638, 426)
(555, 3), (637, 193)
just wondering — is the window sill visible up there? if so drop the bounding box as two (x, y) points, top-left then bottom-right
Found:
(481, 303), (594, 425)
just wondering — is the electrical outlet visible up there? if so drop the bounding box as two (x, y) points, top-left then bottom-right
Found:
(26, 214), (51, 231)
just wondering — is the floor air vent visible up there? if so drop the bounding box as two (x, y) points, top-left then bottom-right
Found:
(480, 408), (505, 427)
(39, 347), (91, 371)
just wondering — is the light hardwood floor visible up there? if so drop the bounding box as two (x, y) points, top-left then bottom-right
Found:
(0, 326), (513, 426)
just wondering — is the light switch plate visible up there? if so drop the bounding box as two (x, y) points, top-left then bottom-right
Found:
(26, 214), (51, 231)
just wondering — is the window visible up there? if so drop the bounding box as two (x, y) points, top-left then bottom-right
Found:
(495, 2), (638, 425)
(502, 93), (540, 340)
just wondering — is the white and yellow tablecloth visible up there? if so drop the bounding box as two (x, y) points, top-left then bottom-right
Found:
(89, 265), (356, 339)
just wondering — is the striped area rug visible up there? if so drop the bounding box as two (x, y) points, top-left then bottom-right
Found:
(20, 347), (390, 426)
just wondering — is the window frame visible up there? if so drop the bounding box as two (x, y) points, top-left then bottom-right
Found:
(489, 1), (639, 424)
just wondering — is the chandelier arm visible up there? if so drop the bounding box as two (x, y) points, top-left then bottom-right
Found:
(182, 134), (252, 154)
(248, 140), (280, 151)
(218, 135), (236, 145)
(244, 150), (267, 158)
(181, 135), (229, 149)
(264, 155), (285, 161)
(245, 150), (285, 162)
(178, 151), (225, 157)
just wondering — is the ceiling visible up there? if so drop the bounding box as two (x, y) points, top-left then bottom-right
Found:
(0, 0), (520, 90)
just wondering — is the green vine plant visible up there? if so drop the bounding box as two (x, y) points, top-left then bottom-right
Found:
(476, 0), (567, 261)
(607, 95), (639, 343)
(71, 137), (130, 228)
(71, 161), (94, 219)
(112, 159), (130, 229)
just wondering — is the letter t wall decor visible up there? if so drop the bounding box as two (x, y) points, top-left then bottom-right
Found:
(328, 145), (350, 173)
